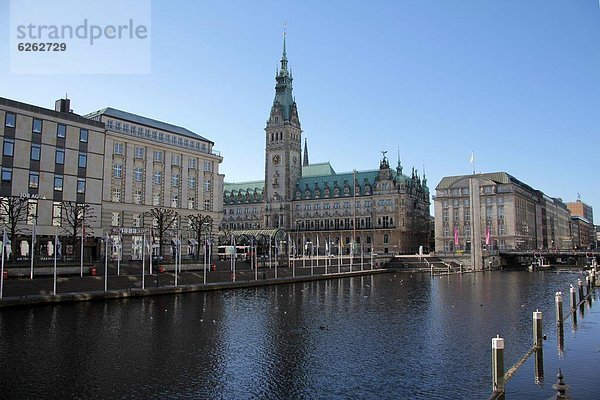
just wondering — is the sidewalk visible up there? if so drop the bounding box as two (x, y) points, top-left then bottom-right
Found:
(0, 261), (389, 308)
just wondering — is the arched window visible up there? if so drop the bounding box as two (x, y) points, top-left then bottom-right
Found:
(384, 234), (389, 244)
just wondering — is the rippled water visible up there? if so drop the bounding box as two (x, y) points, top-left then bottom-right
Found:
(0, 271), (595, 399)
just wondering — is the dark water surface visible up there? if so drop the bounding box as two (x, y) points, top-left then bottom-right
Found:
(0, 271), (598, 399)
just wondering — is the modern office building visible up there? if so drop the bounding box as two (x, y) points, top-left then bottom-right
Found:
(566, 199), (594, 249)
(84, 107), (224, 260)
(221, 36), (431, 255)
(434, 172), (572, 253)
(0, 97), (104, 259)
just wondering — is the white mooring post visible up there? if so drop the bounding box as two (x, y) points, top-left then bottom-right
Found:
(533, 310), (543, 348)
(555, 292), (563, 327)
(492, 335), (505, 393)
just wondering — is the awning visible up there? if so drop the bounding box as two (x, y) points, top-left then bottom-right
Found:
(188, 239), (199, 246)
(171, 238), (181, 245)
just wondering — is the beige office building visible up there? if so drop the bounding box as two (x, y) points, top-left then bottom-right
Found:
(84, 108), (224, 260)
(434, 172), (571, 253)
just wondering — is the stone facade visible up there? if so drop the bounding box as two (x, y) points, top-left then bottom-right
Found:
(222, 38), (431, 255)
(434, 172), (572, 253)
(84, 108), (224, 260)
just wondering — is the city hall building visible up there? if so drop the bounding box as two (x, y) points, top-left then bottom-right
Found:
(221, 37), (431, 255)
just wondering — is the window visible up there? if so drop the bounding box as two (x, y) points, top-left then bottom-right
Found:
(188, 158), (197, 169)
(133, 213), (141, 228)
(29, 172), (39, 189)
(57, 124), (66, 138)
(114, 142), (123, 155)
(78, 153), (87, 168)
(134, 146), (144, 159)
(134, 190), (143, 204)
(153, 150), (163, 163)
(111, 212), (121, 226)
(204, 160), (213, 172)
(134, 167), (143, 182)
(30, 144), (41, 161)
(153, 171), (162, 184)
(113, 164), (122, 178)
(188, 197), (196, 209)
(27, 200), (37, 225)
(171, 194), (179, 208)
(33, 118), (42, 133)
(55, 149), (65, 165)
(1, 168), (12, 184)
(152, 193), (161, 206)
(188, 176), (196, 189)
(111, 187), (122, 202)
(77, 178), (86, 194)
(3, 139), (14, 157)
(54, 175), (63, 191)
(5, 112), (16, 128)
(171, 154), (181, 166)
(204, 180), (211, 192)
(52, 202), (62, 226)
(204, 199), (211, 211)
(79, 129), (88, 143)
(172, 174), (179, 187)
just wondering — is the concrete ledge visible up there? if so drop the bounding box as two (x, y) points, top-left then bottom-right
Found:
(0, 269), (390, 308)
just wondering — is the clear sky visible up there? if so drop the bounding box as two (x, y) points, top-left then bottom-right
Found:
(1, 0), (599, 223)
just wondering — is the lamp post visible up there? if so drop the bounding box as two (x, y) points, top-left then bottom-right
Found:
(352, 169), (357, 273)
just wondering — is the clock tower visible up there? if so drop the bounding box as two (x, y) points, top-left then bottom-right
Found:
(264, 32), (302, 229)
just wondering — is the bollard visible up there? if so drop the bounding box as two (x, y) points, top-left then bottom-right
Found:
(570, 285), (577, 310)
(585, 276), (590, 297)
(555, 292), (563, 328)
(459, 262), (463, 273)
(533, 310), (543, 348)
(492, 335), (505, 393)
(552, 369), (568, 399)
(578, 279), (584, 304)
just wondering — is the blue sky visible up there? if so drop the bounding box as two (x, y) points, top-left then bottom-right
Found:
(1, 0), (599, 222)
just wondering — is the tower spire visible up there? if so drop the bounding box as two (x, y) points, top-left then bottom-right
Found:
(303, 137), (309, 166)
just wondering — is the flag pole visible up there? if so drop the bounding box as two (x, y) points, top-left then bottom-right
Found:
(80, 209), (84, 278)
(203, 237), (207, 285)
(104, 233), (108, 292)
(31, 219), (36, 279)
(0, 226), (5, 299)
(142, 232), (145, 290)
(53, 228), (58, 295)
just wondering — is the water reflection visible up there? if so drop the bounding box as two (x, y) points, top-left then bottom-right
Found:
(0, 271), (584, 399)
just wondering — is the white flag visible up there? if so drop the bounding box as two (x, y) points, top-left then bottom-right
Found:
(470, 151), (474, 164)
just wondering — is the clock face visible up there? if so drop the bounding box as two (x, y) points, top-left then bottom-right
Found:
(272, 155), (281, 165)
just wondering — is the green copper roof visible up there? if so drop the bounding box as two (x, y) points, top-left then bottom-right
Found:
(302, 162), (336, 177)
(223, 180), (264, 193)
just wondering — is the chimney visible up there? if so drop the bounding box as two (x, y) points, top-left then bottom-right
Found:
(55, 98), (71, 113)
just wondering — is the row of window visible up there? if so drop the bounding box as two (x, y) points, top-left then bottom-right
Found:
(442, 223), (506, 237)
(109, 188), (210, 210)
(293, 200), (378, 211)
(4, 112), (89, 142)
(0, 167), (87, 193)
(106, 119), (211, 154)
(113, 144), (214, 171)
(112, 164), (211, 191)
(3, 138), (88, 168)
(442, 196), (504, 208)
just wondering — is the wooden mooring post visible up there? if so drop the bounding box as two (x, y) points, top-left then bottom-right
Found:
(533, 310), (543, 349)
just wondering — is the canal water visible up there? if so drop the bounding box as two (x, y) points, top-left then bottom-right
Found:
(0, 271), (598, 399)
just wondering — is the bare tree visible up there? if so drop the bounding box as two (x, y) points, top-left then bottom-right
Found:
(0, 196), (30, 260)
(144, 208), (178, 257)
(60, 202), (96, 256)
(218, 226), (233, 245)
(188, 214), (213, 261)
